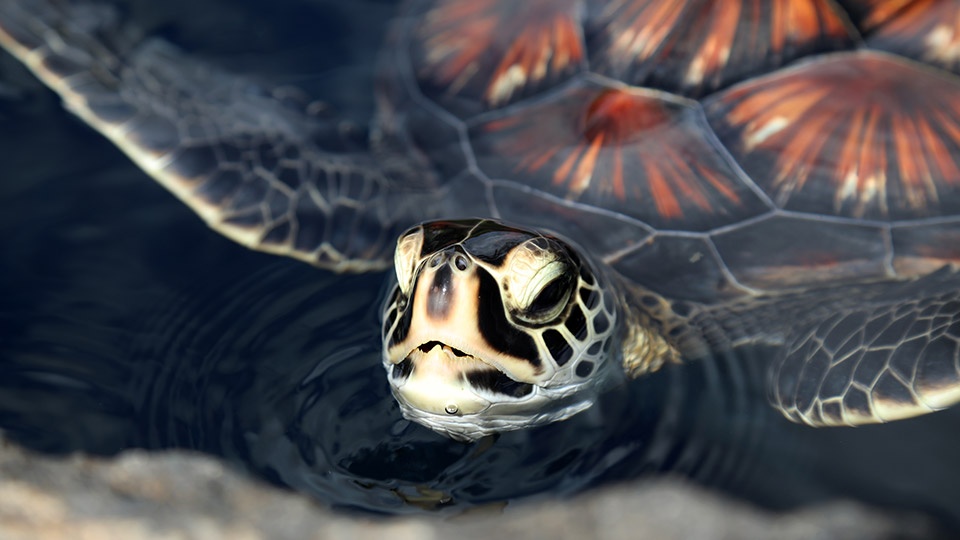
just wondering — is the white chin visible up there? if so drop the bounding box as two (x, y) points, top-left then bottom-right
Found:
(394, 391), (595, 442)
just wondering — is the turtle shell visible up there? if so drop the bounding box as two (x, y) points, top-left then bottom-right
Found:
(376, 0), (960, 303)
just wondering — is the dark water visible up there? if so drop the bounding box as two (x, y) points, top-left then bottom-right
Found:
(2, 0), (960, 528)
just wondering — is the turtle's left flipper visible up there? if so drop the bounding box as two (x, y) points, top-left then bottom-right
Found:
(0, 0), (436, 273)
(770, 265), (960, 427)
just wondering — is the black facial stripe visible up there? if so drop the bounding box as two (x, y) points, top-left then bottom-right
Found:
(593, 311), (610, 334)
(427, 264), (453, 318)
(476, 268), (540, 369)
(390, 282), (416, 348)
(579, 264), (595, 285)
(565, 304), (588, 341)
(542, 328), (573, 366)
(579, 285), (600, 310)
(466, 369), (533, 398)
(463, 230), (534, 266)
(393, 357), (414, 380)
(419, 221), (474, 256)
(575, 361), (594, 377)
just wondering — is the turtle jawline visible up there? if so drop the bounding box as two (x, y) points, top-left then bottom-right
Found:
(409, 341), (534, 398)
(416, 340), (472, 358)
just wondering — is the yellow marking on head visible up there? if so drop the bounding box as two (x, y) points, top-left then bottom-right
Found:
(395, 227), (424, 294)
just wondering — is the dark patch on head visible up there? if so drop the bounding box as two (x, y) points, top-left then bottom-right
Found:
(468, 219), (534, 237)
(593, 312), (609, 334)
(463, 230), (533, 266)
(580, 286), (600, 310)
(579, 265), (595, 285)
(476, 269), (540, 368)
(559, 239), (582, 267)
(419, 220), (541, 266)
(427, 264), (454, 318)
(419, 221), (473, 256)
(576, 361), (594, 377)
(467, 370), (533, 398)
(587, 341), (602, 355)
(565, 305), (588, 341)
(392, 357), (414, 380)
(542, 328), (573, 366)
(390, 284), (415, 347)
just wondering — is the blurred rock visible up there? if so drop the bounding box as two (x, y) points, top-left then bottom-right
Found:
(0, 435), (942, 540)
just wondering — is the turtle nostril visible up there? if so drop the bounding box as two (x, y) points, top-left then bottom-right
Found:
(453, 254), (469, 271)
(429, 254), (444, 268)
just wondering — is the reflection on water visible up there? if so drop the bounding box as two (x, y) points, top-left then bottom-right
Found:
(2, 0), (960, 530)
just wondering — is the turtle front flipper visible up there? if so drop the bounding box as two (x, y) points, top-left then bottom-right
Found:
(770, 266), (960, 427)
(0, 0), (435, 273)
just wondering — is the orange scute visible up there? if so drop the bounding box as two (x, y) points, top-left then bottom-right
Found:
(414, 0), (583, 109)
(582, 89), (671, 143)
(847, 0), (960, 72)
(707, 51), (960, 220)
(589, 0), (853, 95)
(470, 83), (763, 231)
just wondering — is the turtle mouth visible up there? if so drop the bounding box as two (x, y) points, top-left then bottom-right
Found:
(393, 341), (534, 400)
(390, 341), (478, 381)
(418, 340), (472, 358)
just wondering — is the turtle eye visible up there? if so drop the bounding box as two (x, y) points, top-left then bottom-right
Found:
(524, 274), (573, 321)
(512, 259), (573, 324)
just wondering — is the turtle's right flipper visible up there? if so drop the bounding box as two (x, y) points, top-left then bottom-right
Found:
(769, 265), (960, 427)
(0, 0), (436, 272)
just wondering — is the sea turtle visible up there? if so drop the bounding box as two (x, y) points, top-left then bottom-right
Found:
(2, 0), (960, 443)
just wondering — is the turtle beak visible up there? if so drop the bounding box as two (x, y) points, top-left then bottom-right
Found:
(391, 342), (491, 416)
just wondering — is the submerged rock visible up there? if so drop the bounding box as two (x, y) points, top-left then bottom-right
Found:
(0, 436), (942, 540)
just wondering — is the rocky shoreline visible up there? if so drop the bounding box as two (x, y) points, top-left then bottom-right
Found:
(0, 435), (943, 540)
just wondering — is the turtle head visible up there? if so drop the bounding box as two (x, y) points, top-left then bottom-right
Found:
(382, 219), (620, 441)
